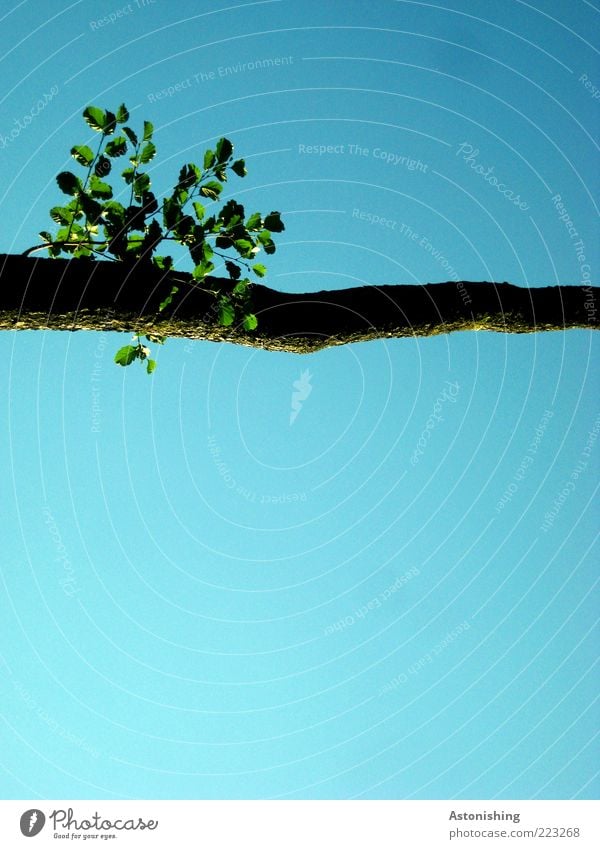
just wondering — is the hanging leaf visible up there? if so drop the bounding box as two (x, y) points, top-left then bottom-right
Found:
(105, 137), (128, 157)
(215, 137), (233, 163)
(200, 181), (222, 200)
(89, 176), (113, 198)
(143, 120), (153, 141)
(231, 158), (246, 177)
(133, 173), (151, 199)
(245, 212), (262, 230)
(242, 313), (258, 331)
(70, 145), (94, 167)
(139, 142), (156, 164)
(56, 171), (81, 195)
(114, 345), (139, 366)
(103, 111), (117, 135)
(123, 126), (138, 146)
(49, 206), (72, 225)
(263, 211), (285, 232)
(116, 103), (129, 124)
(159, 285), (178, 312)
(152, 255), (173, 272)
(82, 105), (106, 132)
(218, 300), (235, 326)
(95, 155), (111, 177)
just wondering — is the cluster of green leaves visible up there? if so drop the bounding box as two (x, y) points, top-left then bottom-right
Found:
(38, 103), (284, 372)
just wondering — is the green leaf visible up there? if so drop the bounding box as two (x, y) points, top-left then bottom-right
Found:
(234, 238), (254, 256)
(105, 136), (127, 157)
(103, 111), (117, 135)
(159, 285), (178, 312)
(56, 171), (81, 196)
(200, 180), (222, 200)
(176, 163), (201, 190)
(215, 137), (233, 163)
(242, 313), (258, 331)
(162, 197), (181, 229)
(95, 155), (111, 177)
(133, 173), (151, 198)
(218, 301), (235, 326)
(121, 167), (135, 184)
(146, 359), (157, 374)
(257, 229), (276, 253)
(220, 199), (244, 226)
(116, 103), (129, 124)
(226, 261), (242, 281)
(232, 280), (248, 295)
(70, 144), (94, 167)
(139, 142), (156, 164)
(39, 231), (53, 243)
(246, 212), (262, 230)
(192, 258), (214, 279)
(231, 158), (247, 177)
(82, 105), (106, 132)
(89, 176), (113, 199)
(192, 201), (205, 221)
(252, 263), (267, 278)
(152, 255), (173, 272)
(143, 120), (153, 141)
(114, 345), (139, 366)
(102, 200), (126, 221)
(123, 126), (138, 146)
(263, 211), (285, 233)
(49, 206), (72, 225)
(203, 149), (215, 169)
(78, 193), (104, 223)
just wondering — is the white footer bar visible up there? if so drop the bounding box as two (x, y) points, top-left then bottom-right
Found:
(1, 800), (598, 848)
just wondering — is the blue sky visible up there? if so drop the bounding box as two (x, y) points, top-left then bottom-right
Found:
(0, 0), (598, 800)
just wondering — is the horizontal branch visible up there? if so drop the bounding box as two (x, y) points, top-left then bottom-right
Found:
(0, 253), (597, 353)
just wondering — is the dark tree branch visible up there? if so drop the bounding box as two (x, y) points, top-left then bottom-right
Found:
(0, 254), (597, 353)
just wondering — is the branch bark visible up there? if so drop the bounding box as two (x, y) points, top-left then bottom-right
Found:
(0, 253), (597, 353)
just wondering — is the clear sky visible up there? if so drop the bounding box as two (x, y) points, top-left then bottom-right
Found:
(0, 0), (598, 800)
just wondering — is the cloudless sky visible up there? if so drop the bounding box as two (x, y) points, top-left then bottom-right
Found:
(0, 0), (598, 800)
